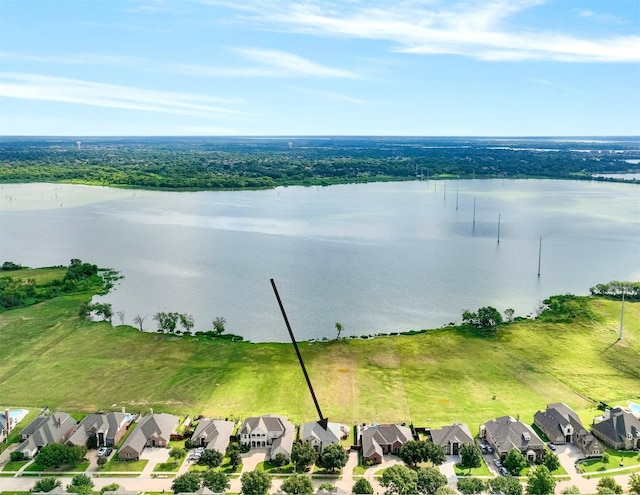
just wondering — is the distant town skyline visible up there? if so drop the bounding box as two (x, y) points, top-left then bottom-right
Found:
(1, 0), (639, 136)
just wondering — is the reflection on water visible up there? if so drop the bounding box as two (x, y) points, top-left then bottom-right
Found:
(1, 180), (639, 342)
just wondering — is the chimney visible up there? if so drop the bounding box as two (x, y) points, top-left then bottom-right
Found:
(150, 408), (153, 415)
(122, 407), (125, 414)
(57, 416), (61, 428)
(604, 409), (611, 420)
(4, 409), (9, 435)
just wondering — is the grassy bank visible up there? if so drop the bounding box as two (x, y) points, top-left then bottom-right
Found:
(0, 282), (638, 430)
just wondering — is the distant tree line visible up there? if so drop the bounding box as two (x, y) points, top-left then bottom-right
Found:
(1, 137), (638, 190)
(590, 281), (639, 300)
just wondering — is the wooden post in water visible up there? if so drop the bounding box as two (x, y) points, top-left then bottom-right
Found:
(472, 198), (476, 227)
(537, 236), (542, 277)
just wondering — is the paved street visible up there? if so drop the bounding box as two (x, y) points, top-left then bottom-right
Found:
(0, 445), (635, 493)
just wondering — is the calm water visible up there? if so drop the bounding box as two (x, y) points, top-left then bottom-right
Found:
(1, 180), (638, 342)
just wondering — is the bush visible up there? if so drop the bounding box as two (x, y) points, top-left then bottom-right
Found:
(9, 451), (25, 462)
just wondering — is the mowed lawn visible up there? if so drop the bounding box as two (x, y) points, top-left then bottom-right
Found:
(0, 291), (638, 432)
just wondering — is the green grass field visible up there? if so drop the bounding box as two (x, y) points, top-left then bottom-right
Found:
(0, 278), (638, 432)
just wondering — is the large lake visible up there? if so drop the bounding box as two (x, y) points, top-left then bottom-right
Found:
(1, 180), (638, 342)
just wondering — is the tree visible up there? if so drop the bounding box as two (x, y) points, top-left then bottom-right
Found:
(629, 473), (640, 495)
(459, 443), (482, 471)
(318, 482), (335, 492)
(488, 476), (523, 495)
(202, 470), (230, 492)
(9, 451), (25, 462)
(291, 441), (317, 473)
(213, 316), (226, 336)
(601, 452), (610, 464)
(67, 474), (94, 494)
(97, 455), (108, 468)
(503, 448), (527, 476)
(199, 448), (223, 468)
(424, 442), (446, 466)
(526, 465), (556, 495)
(241, 469), (272, 495)
(32, 477), (62, 492)
(399, 439), (426, 467)
(179, 313), (195, 334)
(272, 452), (289, 467)
(561, 487), (581, 495)
(416, 466), (447, 495)
(462, 307), (503, 329)
(434, 488), (457, 495)
(335, 322), (343, 340)
(36, 443), (86, 469)
(172, 472), (202, 493)
(543, 452), (560, 472)
(133, 314), (146, 331)
(597, 477), (623, 495)
(504, 308), (515, 322)
(457, 478), (486, 495)
(169, 446), (186, 465)
(381, 464), (418, 495)
(229, 446), (242, 471)
(353, 478), (374, 494)
(116, 310), (126, 325)
(281, 473), (314, 495)
(318, 443), (348, 472)
(154, 311), (179, 333)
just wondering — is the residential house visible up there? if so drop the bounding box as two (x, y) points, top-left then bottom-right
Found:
(16, 412), (76, 458)
(191, 418), (234, 453)
(176, 488), (217, 495)
(481, 416), (545, 462)
(118, 413), (179, 461)
(300, 420), (347, 453)
(360, 424), (413, 464)
(67, 411), (130, 448)
(591, 407), (640, 450)
(239, 414), (294, 460)
(1, 408), (29, 443)
(534, 403), (602, 457)
(429, 423), (474, 455)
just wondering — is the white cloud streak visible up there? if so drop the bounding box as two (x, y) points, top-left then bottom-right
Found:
(0, 48), (356, 79)
(0, 73), (248, 117)
(214, 0), (640, 63)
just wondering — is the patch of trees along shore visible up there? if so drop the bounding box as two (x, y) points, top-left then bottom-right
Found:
(1, 137), (639, 189)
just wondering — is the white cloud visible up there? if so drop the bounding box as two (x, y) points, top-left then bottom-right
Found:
(214, 0), (640, 63)
(233, 48), (356, 78)
(0, 48), (355, 79)
(0, 73), (248, 117)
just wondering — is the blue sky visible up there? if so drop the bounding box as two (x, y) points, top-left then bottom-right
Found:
(1, 0), (639, 136)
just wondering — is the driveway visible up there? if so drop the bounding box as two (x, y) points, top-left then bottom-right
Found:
(441, 455), (458, 485)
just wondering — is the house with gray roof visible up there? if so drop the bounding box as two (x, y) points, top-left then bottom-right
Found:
(16, 412), (76, 458)
(239, 414), (294, 460)
(591, 407), (640, 450)
(429, 422), (474, 455)
(67, 411), (130, 448)
(191, 418), (234, 453)
(300, 420), (347, 453)
(118, 413), (179, 461)
(360, 424), (413, 464)
(176, 488), (217, 495)
(534, 403), (602, 457)
(481, 416), (544, 462)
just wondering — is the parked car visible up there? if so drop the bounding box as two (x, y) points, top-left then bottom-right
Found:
(500, 466), (509, 476)
(547, 442), (556, 451)
(494, 458), (502, 468)
(97, 447), (108, 457)
(481, 445), (488, 454)
(486, 445), (493, 454)
(104, 448), (112, 457)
